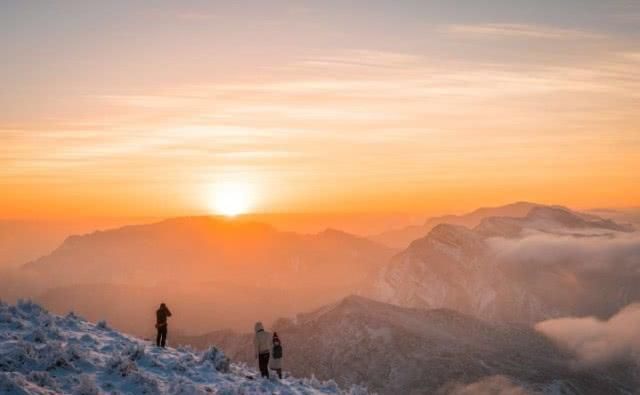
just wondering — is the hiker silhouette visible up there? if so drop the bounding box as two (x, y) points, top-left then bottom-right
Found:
(155, 303), (172, 347)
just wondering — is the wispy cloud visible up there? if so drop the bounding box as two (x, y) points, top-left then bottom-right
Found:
(443, 23), (605, 40)
(96, 49), (640, 115)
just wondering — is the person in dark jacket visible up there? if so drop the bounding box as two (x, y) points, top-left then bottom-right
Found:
(156, 303), (172, 347)
(270, 332), (283, 379)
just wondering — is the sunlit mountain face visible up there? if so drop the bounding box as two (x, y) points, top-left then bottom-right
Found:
(2, 1), (640, 394)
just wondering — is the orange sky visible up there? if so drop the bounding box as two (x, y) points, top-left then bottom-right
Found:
(1, 2), (639, 219)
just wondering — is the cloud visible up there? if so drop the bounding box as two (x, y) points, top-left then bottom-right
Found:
(438, 375), (537, 395)
(443, 23), (605, 40)
(536, 303), (640, 368)
(488, 232), (640, 319)
(489, 232), (640, 273)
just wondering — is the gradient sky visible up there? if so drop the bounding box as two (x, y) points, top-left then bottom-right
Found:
(1, 0), (639, 218)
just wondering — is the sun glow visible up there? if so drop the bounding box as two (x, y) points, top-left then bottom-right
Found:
(211, 181), (253, 217)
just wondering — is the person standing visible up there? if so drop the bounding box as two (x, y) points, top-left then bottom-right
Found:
(253, 322), (271, 378)
(156, 303), (172, 348)
(270, 332), (283, 379)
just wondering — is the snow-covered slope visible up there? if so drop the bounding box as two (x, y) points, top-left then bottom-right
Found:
(176, 296), (638, 395)
(0, 300), (367, 395)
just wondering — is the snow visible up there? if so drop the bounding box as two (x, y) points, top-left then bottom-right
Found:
(0, 300), (369, 395)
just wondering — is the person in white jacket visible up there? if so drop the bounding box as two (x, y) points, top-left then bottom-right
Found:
(253, 322), (271, 378)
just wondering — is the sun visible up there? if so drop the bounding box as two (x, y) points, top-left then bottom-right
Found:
(210, 181), (253, 217)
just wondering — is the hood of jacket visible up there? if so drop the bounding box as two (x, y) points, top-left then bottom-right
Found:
(254, 322), (264, 333)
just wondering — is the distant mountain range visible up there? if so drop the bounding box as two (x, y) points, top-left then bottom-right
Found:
(370, 202), (635, 248)
(24, 217), (394, 288)
(176, 295), (638, 394)
(0, 219), (141, 269)
(11, 216), (396, 334)
(367, 205), (637, 323)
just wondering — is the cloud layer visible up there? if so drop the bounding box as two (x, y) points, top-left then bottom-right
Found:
(443, 23), (605, 40)
(490, 232), (640, 318)
(536, 303), (640, 368)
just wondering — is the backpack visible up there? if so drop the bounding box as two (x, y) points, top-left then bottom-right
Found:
(272, 344), (283, 359)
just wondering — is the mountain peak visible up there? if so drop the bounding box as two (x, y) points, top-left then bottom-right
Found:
(526, 206), (634, 232)
(465, 201), (541, 218)
(418, 223), (484, 251)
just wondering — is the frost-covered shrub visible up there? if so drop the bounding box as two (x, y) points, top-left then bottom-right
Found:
(107, 354), (138, 377)
(27, 328), (48, 343)
(97, 320), (109, 330)
(80, 333), (96, 344)
(27, 371), (59, 392)
(0, 339), (81, 373)
(177, 345), (195, 353)
(12, 320), (26, 331)
(344, 384), (370, 395)
(169, 353), (199, 376)
(167, 357), (189, 374)
(64, 312), (83, 328)
(0, 372), (31, 395)
(200, 346), (231, 373)
(17, 299), (44, 315)
(65, 343), (87, 364)
(121, 370), (161, 394)
(123, 344), (145, 361)
(0, 341), (36, 371)
(168, 377), (206, 395)
(301, 375), (342, 392)
(45, 325), (63, 341)
(41, 316), (54, 328)
(73, 374), (99, 395)
(40, 342), (76, 371)
(0, 310), (13, 324)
